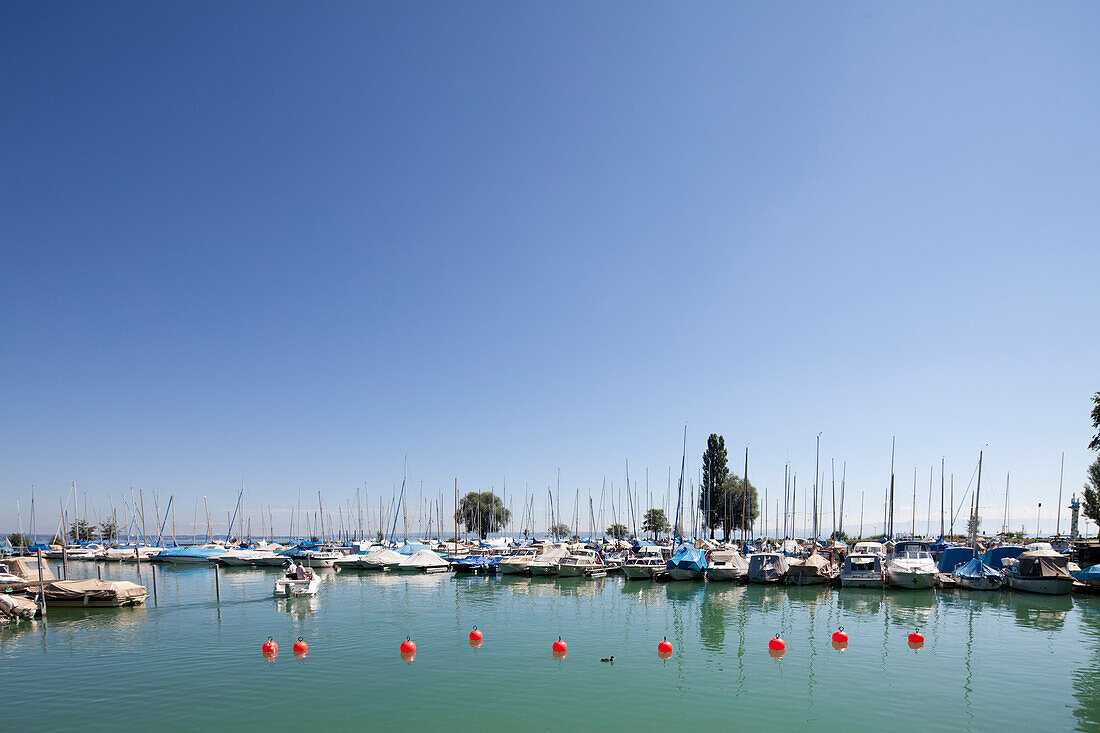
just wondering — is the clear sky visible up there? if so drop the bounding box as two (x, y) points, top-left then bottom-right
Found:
(2, 2), (1098, 539)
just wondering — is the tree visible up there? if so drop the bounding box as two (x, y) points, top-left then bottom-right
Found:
(99, 518), (119, 543)
(1090, 392), (1100, 452)
(455, 491), (511, 540)
(69, 520), (94, 543)
(699, 434), (730, 538)
(7, 533), (30, 549)
(642, 508), (670, 541)
(606, 523), (629, 540)
(1083, 457), (1100, 536)
(724, 473), (759, 536)
(549, 522), (572, 540)
(967, 513), (982, 538)
(50, 534), (63, 546)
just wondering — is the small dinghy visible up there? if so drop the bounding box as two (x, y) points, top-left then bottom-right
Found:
(274, 567), (320, 596)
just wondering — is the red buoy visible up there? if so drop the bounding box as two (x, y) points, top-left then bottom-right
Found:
(832, 627), (848, 644)
(401, 637), (416, 654)
(552, 637), (567, 654)
(469, 626), (483, 642)
(768, 635), (786, 651)
(908, 630), (924, 645)
(261, 637), (278, 656)
(293, 637), (308, 654)
(657, 637), (673, 654)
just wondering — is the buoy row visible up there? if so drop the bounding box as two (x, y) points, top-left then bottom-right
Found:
(260, 636), (308, 660)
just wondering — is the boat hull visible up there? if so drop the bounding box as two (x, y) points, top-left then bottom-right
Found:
(706, 567), (746, 581)
(1005, 575), (1074, 595)
(666, 567), (704, 581)
(621, 565), (657, 580)
(887, 568), (936, 589)
(497, 562), (531, 575)
(840, 574), (884, 588)
(954, 576), (1002, 591)
(556, 564), (592, 577)
(527, 563), (558, 576)
(274, 577), (320, 596)
(788, 572), (832, 586)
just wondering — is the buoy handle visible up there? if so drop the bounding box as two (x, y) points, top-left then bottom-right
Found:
(267, 636), (274, 642)
(473, 626), (477, 630)
(407, 636), (411, 641)
(298, 636), (304, 642)
(839, 626), (844, 632)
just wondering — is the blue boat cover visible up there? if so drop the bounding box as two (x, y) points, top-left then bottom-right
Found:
(28, 544), (51, 551)
(157, 547), (226, 559)
(1074, 564), (1100, 582)
(953, 557), (1001, 580)
(396, 542), (429, 555)
(929, 537), (951, 554)
(667, 546), (707, 573)
(979, 545), (1025, 570)
(937, 546), (976, 573)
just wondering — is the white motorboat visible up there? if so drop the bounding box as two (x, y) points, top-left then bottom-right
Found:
(274, 567), (320, 596)
(1003, 548), (1075, 595)
(497, 547), (541, 575)
(396, 548), (451, 573)
(293, 550), (340, 568)
(557, 549), (604, 577)
(887, 541), (937, 589)
(0, 563), (25, 586)
(851, 542), (888, 558)
(840, 552), (884, 588)
(622, 546), (667, 580)
(706, 550), (749, 581)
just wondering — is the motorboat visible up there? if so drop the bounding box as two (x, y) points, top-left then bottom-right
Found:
(747, 553), (789, 584)
(292, 550), (340, 568)
(396, 549), (451, 573)
(95, 545), (165, 562)
(936, 546), (976, 575)
(0, 562), (25, 586)
(1073, 564), (1100, 592)
(706, 549), (749, 581)
(887, 541), (937, 589)
(1003, 548), (1074, 595)
(42, 579), (148, 606)
(452, 555), (501, 574)
(840, 552), (884, 588)
(666, 545), (707, 580)
(557, 549), (604, 577)
(851, 541), (888, 558)
(274, 566), (320, 596)
(497, 547), (540, 575)
(216, 548), (285, 566)
(952, 557), (1003, 590)
(621, 546), (666, 580)
(155, 546), (227, 564)
(787, 550), (839, 586)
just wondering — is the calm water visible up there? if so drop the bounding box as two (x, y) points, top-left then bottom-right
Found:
(4, 560), (1100, 731)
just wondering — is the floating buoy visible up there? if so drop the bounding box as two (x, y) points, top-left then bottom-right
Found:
(469, 626), (483, 642)
(401, 649), (416, 663)
(261, 637), (278, 656)
(768, 634), (786, 651)
(658, 637), (673, 654)
(293, 637), (308, 655)
(401, 637), (416, 654)
(832, 627), (848, 644)
(908, 630), (924, 650)
(552, 637), (567, 653)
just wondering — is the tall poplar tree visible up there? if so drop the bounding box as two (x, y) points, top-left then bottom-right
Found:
(700, 434), (729, 538)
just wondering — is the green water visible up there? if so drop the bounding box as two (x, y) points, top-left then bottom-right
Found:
(4, 561), (1100, 731)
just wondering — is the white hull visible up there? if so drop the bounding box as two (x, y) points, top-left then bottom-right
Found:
(1005, 575), (1074, 595)
(955, 576), (1002, 591)
(527, 563), (558, 576)
(706, 567), (746, 581)
(274, 576), (320, 596)
(887, 568), (936, 589)
(557, 564), (593, 577)
(157, 556), (220, 564)
(497, 561), (532, 575)
(840, 574), (884, 588)
(621, 565), (658, 579)
(788, 573), (832, 586)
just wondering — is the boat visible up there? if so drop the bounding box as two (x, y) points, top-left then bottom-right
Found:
(155, 546), (227, 564)
(621, 546), (666, 580)
(952, 557), (1003, 590)
(0, 562), (26, 587)
(556, 549), (604, 577)
(1003, 547), (1075, 595)
(787, 550), (839, 586)
(497, 547), (540, 575)
(273, 567), (320, 596)
(851, 541), (888, 558)
(396, 549), (451, 573)
(1073, 564), (1100, 593)
(886, 541), (937, 589)
(747, 552), (789, 584)
(451, 555), (501, 574)
(936, 546), (976, 574)
(95, 545), (165, 562)
(42, 579), (148, 607)
(351, 548), (406, 570)
(980, 545), (1025, 571)
(666, 545), (707, 581)
(216, 548), (285, 566)
(706, 549), (749, 581)
(840, 551), (884, 588)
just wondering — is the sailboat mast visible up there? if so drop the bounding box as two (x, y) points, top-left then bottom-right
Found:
(1056, 452), (1065, 536)
(940, 457), (945, 538)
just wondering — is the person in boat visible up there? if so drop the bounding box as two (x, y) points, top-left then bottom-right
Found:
(284, 560), (296, 578)
(295, 561), (308, 580)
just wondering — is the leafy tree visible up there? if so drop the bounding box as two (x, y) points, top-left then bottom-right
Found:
(455, 491), (511, 540)
(7, 532), (30, 548)
(642, 508), (670, 541)
(724, 473), (759, 535)
(1090, 392), (1100, 452)
(967, 513), (982, 537)
(99, 518), (119, 542)
(548, 522), (572, 540)
(50, 534), (63, 546)
(606, 523), (629, 540)
(699, 434), (730, 538)
(69, 519), (94, 543)
(1083, 457), (1100, 537)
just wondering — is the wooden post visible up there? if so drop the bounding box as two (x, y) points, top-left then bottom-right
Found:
(36, 547), (47, 617)
(152, 563), (158, 606)
(97, 564), (102, 580)
(214, 563), (220, 602)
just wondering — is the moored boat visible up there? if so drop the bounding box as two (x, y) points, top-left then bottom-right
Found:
(840, 552), (884, 588)
(787, 550), (838, 586)
(666, 545), (707, 581)
(952, 557), (1003, 590)
(273, 567), (319, 596)
(747, 552), (789, 584)
(706, 549), (748, 581)
(887, 541), (937, 589)
(1003, 548), (1074, 595)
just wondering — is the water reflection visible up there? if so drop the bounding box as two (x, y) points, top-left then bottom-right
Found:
(1011, 594), (1073, 631)
(1071, 600), (1100, 730)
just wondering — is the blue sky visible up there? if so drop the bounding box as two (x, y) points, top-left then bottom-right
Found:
(2, 2), (1098, 539)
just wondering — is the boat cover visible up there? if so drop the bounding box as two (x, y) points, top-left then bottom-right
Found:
(937, 547), (976, 573)
(395, 542), (430, 556)
(398, 549), (449, 569)
(362, 549), (405, 566)
(788, 553), (832, 579)
(156, 547), (226, 560)
(708, 550), (748, 569)
(667, 546), (707, 573)
(980, 545), (1025, 570)
(5, 556), (55, 582)
(1073, 565), (1100, 583)
(748, 553), (789, 581)
(0, 593), (38, 618)
(1015, 549), (1072, 578)
(43, 579), (148, 603)
(929, 537), (951, 554)
(952, 557), (1001, 580)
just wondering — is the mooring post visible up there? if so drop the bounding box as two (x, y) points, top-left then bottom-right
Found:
(214, 563), (220, 602)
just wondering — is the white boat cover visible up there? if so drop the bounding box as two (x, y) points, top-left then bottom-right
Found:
(789, 553), (832, 578)
(363, 549), (406, 566)
(709, 551), (749, 570)
(0, 593), (38, 618)
(6, 556), (55, 582)
(397, 549), (450, 570)
(748, 553), (789, 581)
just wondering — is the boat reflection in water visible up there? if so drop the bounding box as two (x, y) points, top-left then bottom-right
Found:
(1011, 592), (1073, 632)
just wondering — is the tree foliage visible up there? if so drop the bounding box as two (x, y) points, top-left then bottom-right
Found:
(99, 519), (120, 542)
(548, 522), (571, 539)
(69, 520), (94, 543)
(1083, 457), (1100, 536)
(642, 508), (670, 540)
(699, 434), (729, 538)
(606, 523), (629, 540)
(7, 533), (30, 548)
(723, 473), (760, 536)
(967, 513), (982, 537)
(1090, 391), (1100, 452)
(455, 491), (511, 540)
